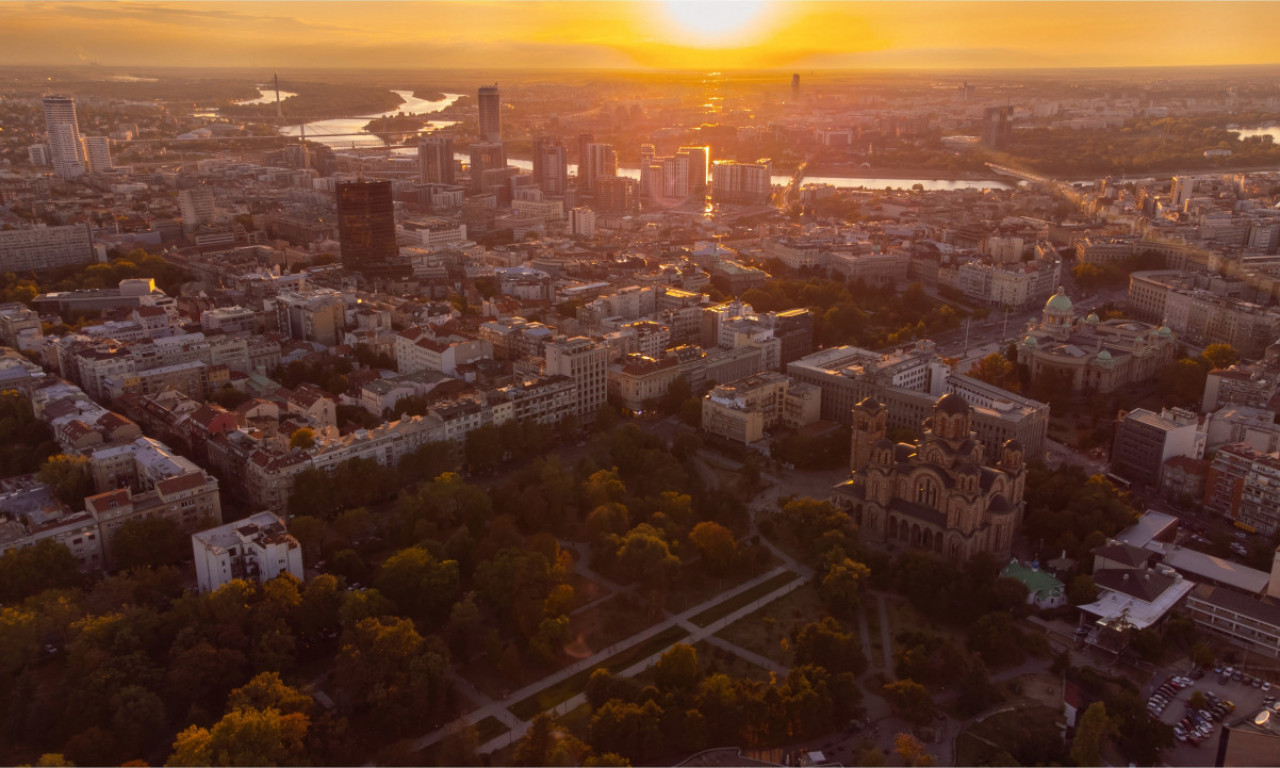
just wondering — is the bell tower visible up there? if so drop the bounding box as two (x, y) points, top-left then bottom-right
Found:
(850, 396), (887, 472)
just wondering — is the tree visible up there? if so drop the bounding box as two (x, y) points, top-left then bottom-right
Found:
(615, 525), (680, 594)
(688, 522), (738, 574)
(1070, 701), (1112, 767)
(112, 517), (188, 570)
(882, 679), (933, 725)
(820, 558), (870, 618)
(0, 538), (81, 603)
(374, 546), (460, 623)
(1202, 343), (1239, 370)
(289, 427), (315, 451)
(37, 454), (91, 510)
(967, 353), (1018, 390)
(514, 713), (554, 767)
(894, 733), (935, 767)
(227, 672), (313, 715)
(1067, 574), (1098, 606)
(655, 643), (701, 693)
(1190, 640), (1215, 669)
(166, 706), (310, 767)
(792, 617), (867, 676)
(332, 616), (449, 736)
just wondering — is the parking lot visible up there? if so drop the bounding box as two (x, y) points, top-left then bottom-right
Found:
(1145, 668), (1276, 766)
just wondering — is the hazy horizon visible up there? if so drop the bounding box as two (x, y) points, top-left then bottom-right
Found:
(4, 1), (1279, 72)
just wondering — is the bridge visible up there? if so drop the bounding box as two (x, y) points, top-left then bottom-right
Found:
(985, 162), (1054, 185)
(779, 160), (809, 208)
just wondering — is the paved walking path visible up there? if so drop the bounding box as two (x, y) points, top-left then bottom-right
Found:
(875, 593), (894, 671)
(696, 630), (790, 676)
(397, 562), (807, 760)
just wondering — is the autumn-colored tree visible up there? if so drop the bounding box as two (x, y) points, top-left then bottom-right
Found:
(967, 352), (1018, 390)
(882, 679), (934, 725)
(654, 643), (701, 692)
(288, 427), (315, 450)
(167, 706), (310, 767)
(820, 558), (870, 618)
(1202, 343), (1239, 370)
(689, 521), (738, 574)
(894, 733), (936, 767)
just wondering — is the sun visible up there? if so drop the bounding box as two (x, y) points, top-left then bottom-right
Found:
(661, 0), (772, 47)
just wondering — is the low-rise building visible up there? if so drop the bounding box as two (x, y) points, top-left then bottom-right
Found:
(701, 371), (819, 444)
(192, 511), (303, 593)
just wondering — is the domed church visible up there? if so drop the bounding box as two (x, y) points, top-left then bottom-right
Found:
(832, 392), (1026, 561)
(1017, 287), (1175, 393)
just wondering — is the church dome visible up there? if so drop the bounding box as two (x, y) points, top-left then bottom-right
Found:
(1023, 334), (1038, 347)
(1157, 326), (1173, 338)
(1086, 312), (1100, 324)
(1045, 291), (1073, 313)
(936, 392), (971, 415)
(1096, 349), (1113, 361)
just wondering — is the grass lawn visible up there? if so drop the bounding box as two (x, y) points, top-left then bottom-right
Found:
(508, 624), (689, 721)
(457, 592), (660, 701)
(688, 570), (799, 627)
(714, 580), (828, 665)
(696, 640), (776, 682)
(955, 705), (1066, 767)
(474, 715), (509, 744)
(555, 701), (594, 741)
(666, 556), (780, 614)
(884, 596), (966, 648)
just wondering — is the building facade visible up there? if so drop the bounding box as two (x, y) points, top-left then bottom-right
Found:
(833, 393), (1027, 562)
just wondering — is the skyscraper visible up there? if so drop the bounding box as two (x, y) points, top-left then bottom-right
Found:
(469, 142), (508, 193)
(42, 96), (87, 178)
(532, 136), (568, 195)
(791, 73), (800, 101)
(677, 146), (710, 195)
(336, 180), (406, 279)
(419, 134), (455, 184)
(581, 143), (617, 196)
(83, 136), (113, 172)
(478, 85), (501, 143)
(638, 143), (656, 198)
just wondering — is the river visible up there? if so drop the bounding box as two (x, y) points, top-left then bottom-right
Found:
(260, 87), (1010, 190)
(1232, 126), (1280, 142)
(235, 85), (299, 106)
(279, 90), (463, 148)
(434, 153), (1012, 191)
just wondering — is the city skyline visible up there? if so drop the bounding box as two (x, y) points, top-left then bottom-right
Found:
(4, 1), (1280, 72)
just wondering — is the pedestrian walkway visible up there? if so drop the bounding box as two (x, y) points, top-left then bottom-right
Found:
(398, 562), (807, 760)
(696, 630), (789, 676)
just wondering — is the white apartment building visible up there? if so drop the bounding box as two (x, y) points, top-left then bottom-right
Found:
(192, 511), (303, 593)
(42, 96), (87, 178)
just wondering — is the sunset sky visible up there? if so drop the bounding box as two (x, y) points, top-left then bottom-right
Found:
(3, 1), (1279, 72)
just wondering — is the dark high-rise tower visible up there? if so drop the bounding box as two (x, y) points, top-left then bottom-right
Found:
(532, 136), (568, 195)
(419, 134), (455, 184)
(791, 73), (800, 101)
(469, 142), (508, 193)
(335, 180), (406, 279)
(478, 85), (501, 143)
